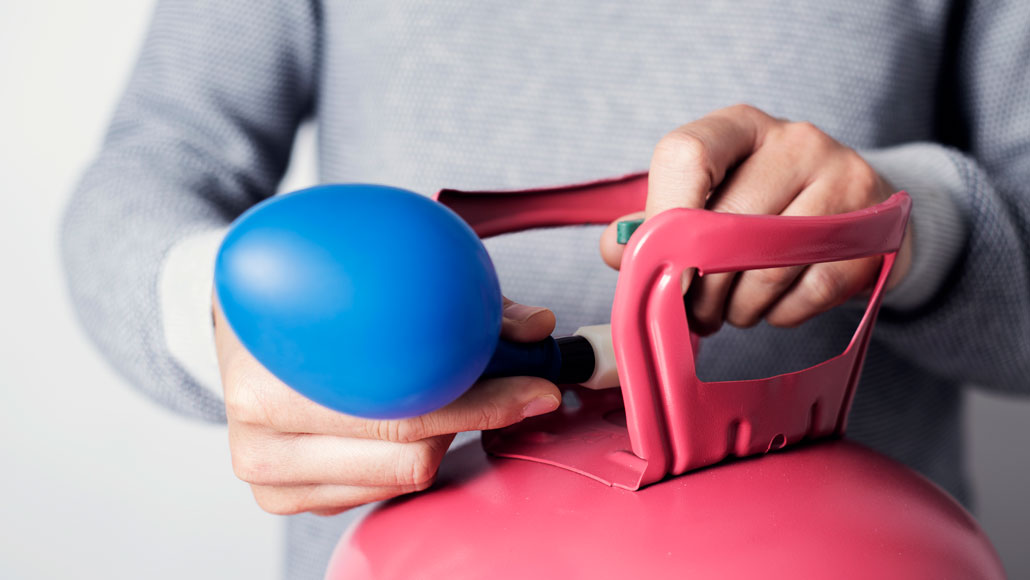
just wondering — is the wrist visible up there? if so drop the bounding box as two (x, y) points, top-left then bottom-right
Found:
(860, 144), (967, 311)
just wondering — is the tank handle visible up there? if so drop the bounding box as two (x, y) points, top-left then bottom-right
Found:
(612, 193), (910, 486)
(434, 172), (648, 237)
(439, 173), (910, 490)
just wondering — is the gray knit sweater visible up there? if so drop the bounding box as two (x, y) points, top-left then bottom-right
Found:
(62, 1), (1030, 578)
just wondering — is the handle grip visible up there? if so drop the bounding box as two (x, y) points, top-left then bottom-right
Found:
(485, 188), (912, 491)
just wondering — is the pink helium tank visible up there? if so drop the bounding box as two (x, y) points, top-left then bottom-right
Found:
(327, 173), (1005, 580)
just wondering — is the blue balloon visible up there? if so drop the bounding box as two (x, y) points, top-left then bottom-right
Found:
(215, 184), (503, 419)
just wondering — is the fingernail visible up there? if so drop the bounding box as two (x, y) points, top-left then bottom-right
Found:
(521, 395), (560, 419)
(504, 303), (548, 323)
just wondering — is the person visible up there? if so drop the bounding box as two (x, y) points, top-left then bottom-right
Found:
(62, 1), (1030, 578)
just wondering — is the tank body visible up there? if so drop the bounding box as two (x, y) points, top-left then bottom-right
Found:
(327, 438), (1004, 580)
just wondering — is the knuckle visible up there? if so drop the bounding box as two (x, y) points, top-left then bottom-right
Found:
(362, 420), (387, 441)
(472, 398), (509, 431)
(224, 378), (278, 428)
(789, 120), (822, 138)
(751, 267), (794, 291)
(410, 474), (437, 493)
(728, 102), (756, 113)
(654, 132), (714, 179)
(230, 443), (274, 485)
(692, 307), (721, 328)
(397, 441), (440, 488)
(686, 275), (731, 334)
(802, 267), (846, 310)
(222, 387), (253, 422)
(368, 419), (399, 442)
(767, 311), (803, 329)
(688, 306), (724, 336)
(726, 301), (761, 329)
(726, 312), (757, 329)
(725, 103), (762, 119)
(845, 156), (882, 198)
(403, 415), (433, 442)
(384, 420), (406, 442)
(785, 121), (830, 149)
(374, 417), (426, 443)
(251, 487), (302, 516)
(711, 194), (754, 216)
(230, 449), (257, 482)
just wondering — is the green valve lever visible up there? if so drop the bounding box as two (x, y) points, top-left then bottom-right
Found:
(616, 218), (645, 244)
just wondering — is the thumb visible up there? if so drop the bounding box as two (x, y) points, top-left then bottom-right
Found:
(500, 296), (556, 342)
(599, 211), (645, 270)
(419, 376), (562, 434)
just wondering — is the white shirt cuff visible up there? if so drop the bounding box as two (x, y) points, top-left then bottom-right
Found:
(159, 227), (228, 397)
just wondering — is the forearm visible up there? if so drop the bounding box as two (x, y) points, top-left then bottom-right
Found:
(864, 144), (1030, 393)
(61, 0), (320, 419)
(62, 167), (231, 421)
(860, 0), (1030, 394)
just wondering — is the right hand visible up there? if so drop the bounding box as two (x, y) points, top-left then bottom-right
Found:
(214, 297), (561, 516)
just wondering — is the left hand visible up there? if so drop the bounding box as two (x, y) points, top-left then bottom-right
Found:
(600, 104), (912, 335)
(215, 295), (559, 517)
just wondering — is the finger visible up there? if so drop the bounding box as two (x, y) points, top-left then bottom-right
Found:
(599, 211), (645, 270)
(311, 507), (353, 517)
(704, 122), (827, 216)
(500, 296), (556, 342)
(711, 140), (821, 328)
(686, 126), (819, 333)
(400, 376), (560, 438)
(221, 290), (559, 438)
(229, 425), (455, 487)
(250, 480), (435, 516)
(764, 257), (881, 328)
(684, 272), (735, 335)
(237, 372), (560, 441)
(647, 104), (776, 218)
(740, 158), (887, 328)
(217, 287), (550, 431)
(723, 265), (807, 328)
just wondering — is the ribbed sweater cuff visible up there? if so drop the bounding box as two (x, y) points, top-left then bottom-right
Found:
(861, 144), (968, 312)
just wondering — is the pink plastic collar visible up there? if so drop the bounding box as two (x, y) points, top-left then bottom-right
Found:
(436, 173), (911, 490)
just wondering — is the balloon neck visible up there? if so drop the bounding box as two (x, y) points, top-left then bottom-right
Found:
(481, 336), (595, 385)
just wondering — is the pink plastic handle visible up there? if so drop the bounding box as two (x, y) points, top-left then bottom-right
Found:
(612, 193), (911, 486)
(624, 196), (910, 274)
(439, 174), (911, 490)
(434, 172), (647, 236)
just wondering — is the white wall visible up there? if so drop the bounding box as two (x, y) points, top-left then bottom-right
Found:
(1, 1), (1027, 579)
(0, 2), (284, 578)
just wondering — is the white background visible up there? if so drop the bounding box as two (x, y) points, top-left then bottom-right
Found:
(1, 1), (1028, 578)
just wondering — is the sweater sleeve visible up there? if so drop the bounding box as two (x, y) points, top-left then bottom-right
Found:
(60, 0), (321, 421)
(862, 0), (1030, 395)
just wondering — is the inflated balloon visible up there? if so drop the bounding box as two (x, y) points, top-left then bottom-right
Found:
(214, 184), (502, 419)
